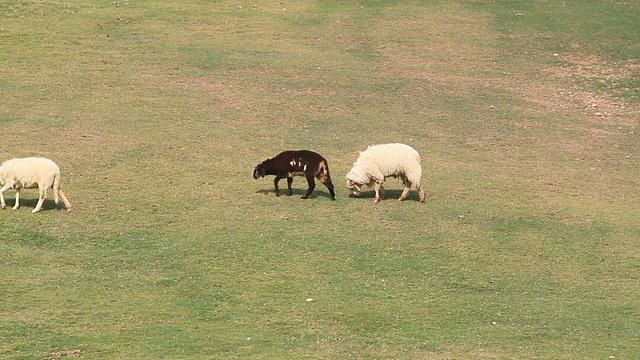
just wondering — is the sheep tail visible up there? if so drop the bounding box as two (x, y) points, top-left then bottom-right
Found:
(317, 160), (331, 182)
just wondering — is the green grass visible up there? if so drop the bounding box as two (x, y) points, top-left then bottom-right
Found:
(471, 0), (640, 102)
(1, 1), (638, 359)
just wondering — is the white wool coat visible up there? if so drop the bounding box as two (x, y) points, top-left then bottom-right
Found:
(346, 143), (423, 188)
(0, 157), (61, 191)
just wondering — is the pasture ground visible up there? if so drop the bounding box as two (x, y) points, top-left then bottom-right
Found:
(0, 1), (638, 359)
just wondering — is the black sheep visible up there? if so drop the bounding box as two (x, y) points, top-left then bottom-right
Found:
(253, 150), (336, 200)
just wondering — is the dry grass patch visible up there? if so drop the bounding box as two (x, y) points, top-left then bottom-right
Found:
(1, 1), (638, 359)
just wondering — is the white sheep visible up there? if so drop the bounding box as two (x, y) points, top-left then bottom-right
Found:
(0, 157), (73, 213)
(346, 143), (426, 203)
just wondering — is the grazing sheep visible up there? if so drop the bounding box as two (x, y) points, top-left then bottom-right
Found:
(253, 150), (336, 200)
(346, 143), (426, 203)
(0, 157), (73, 213)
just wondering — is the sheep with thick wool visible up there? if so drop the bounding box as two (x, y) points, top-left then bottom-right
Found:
(346, 143), (426, 203)
(0, 157), (72, 213)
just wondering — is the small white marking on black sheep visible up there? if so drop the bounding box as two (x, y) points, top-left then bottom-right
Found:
(0, 157), (73, 213)
(346, 143), (426, 203)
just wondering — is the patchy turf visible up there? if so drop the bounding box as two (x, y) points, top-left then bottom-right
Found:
(0, 1), (638, 359)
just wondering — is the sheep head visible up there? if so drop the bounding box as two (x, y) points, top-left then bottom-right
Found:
(253, 163), (266, 179)
(345, 177), (362, 197)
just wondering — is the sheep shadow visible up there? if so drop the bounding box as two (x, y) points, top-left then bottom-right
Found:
(2, 198), (66, 212)
(255, 188), (335, 200)
(350, 189), (424, 202)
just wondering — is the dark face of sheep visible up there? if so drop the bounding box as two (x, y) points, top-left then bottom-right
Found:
(253, 164), (266, 179)
(346, 178), (362, 197)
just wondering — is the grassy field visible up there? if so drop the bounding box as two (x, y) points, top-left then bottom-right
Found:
(1, 1), (638, 358)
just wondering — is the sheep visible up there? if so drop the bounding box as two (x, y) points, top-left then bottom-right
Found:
(346, 143), (426, 203)
(0, 157), (73, 213)
(253, 150), (336, 200)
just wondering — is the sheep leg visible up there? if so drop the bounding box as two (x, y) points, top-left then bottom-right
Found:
(32, 187), (47, 213)
(58, 190), (73, 212)
(418, 187), (426, 203)
(398, 186), (411, 201)
(398, 178), (411, 201)
(373, 181), (384, 203)
(317, 171), (336, 200)
(12, 189), (21, 210)
(287, 177), (294, 196)
(0, 183), (12, 209)
(302, 175), (315, 199)
(321, 178), (336, 200)
(273, 176), (284, 196)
